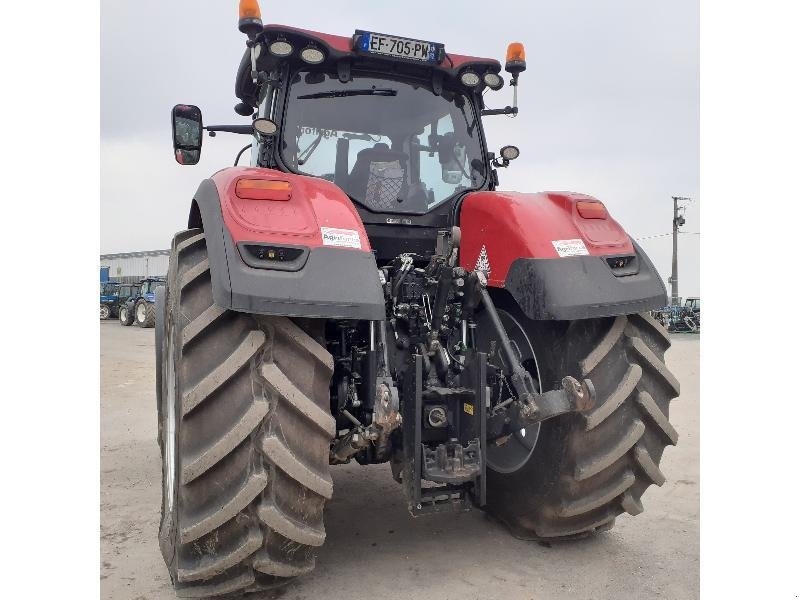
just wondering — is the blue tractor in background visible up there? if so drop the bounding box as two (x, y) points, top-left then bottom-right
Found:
(119, 277), (165, 328)
(653, 297), (700, 333)
(113, 282), (142, 324)
(102, 281), (143, 321)
(100, 280), (120, 320)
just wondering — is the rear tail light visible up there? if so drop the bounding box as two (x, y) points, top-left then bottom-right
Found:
(606, 256), (633, 270)
(605, 254), (639, 276)
(235, 179), (292, 201)
(576, 201), (608, 219)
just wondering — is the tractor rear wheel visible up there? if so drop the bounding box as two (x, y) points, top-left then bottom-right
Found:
(158, 229), (335, 597)
(135, 299), (155, 328)
(480, 299), (680, 540)
(119, 304), (134, 326)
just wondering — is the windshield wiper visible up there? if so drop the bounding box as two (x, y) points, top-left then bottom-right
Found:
(297, 88), (398, 100)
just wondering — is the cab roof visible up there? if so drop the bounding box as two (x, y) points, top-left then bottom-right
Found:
(235, 24), (502, 108)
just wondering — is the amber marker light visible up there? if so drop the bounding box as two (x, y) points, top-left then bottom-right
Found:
(505, 42), (527, 77)
(239, 0), (261, 20)
(506, 42), (525, 63)
(576, 201), (609, 220)
(239, 0), (263, 37)
(235, 179), (292, 201)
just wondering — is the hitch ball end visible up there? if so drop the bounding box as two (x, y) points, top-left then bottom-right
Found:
(562, 376), (596, 412)
(518, 393), (540, 420)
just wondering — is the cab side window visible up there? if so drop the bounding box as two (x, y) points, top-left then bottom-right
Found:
(418, 114), (457, 206)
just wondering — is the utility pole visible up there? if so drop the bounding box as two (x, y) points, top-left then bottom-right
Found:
(669, 196), (690, 306)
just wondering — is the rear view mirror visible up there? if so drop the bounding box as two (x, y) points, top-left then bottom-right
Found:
(437, 132), (466, 184)
(172, 104), (203, 165)
(441, 145), (467, 184)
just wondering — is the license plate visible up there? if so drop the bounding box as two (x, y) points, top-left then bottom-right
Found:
(355, 30), (443, 64)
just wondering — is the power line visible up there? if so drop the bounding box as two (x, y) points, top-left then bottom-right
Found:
(635, 232), (701, 240)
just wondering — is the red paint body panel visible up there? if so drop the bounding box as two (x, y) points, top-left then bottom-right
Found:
(211, 167), (370, 251)
(459, 191), (635, 287)
(264, 24), (500, 70)
(266, 24), (353, 53)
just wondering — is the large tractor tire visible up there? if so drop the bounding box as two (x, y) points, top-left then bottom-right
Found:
(119, 304), (134, 326)
(135, 299), (156, 328)
(478, 298), (680, 540)
(158, 229), (335, 598)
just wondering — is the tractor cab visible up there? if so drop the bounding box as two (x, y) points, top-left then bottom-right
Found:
(172, 22), (525, 260)
(118, 282), (140, 300)
(137, 277), (165, 299)
(100, 281), (119, 301)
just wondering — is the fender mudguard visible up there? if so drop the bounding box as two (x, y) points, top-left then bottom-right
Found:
(189, 166), (384, 320)
(459, 191), (666, 320)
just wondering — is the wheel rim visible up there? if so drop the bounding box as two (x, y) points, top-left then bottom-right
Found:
(473, 308), (543, 474)
(137, 302), (146, 322)
(165, 313), (177, 513)
(120, 308), (127, 322)
(100, 305), (109, 319)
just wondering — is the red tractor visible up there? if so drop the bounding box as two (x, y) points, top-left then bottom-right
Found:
(157, 2), (679, 596)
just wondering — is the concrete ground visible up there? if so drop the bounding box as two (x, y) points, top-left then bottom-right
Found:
(101, 323), (699, 600)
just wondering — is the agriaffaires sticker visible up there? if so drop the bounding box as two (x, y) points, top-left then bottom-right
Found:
(321, 227), (362, 249)
(552, 239), (590, 257)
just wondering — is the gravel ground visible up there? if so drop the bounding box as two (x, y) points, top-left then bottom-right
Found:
(100, 322), (699, 600)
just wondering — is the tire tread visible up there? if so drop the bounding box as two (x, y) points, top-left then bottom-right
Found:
(488, 312), (680, 540)
(159, 232), (334, 596)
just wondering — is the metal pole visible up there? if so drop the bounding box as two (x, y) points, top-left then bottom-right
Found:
(670, 196), (690, 306)
(671, 197), (679, 306)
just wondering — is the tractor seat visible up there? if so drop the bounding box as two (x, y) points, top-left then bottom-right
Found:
(348, 143), (409, 210)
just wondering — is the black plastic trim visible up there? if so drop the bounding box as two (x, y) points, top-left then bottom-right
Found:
(236, 241), (310, 271)
(503, 240), (667, 321)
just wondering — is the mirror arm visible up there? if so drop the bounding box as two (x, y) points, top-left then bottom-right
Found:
(246, 39), (259, 84)
(205, 124), (254, 135)
(510, 73), (519, 111)
(481, 106), (518, 116)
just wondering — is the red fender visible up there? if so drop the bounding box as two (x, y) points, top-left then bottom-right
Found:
(459, 191), (635, 287)
(211, 166), (371, 251)
(192, 167), (384, 321)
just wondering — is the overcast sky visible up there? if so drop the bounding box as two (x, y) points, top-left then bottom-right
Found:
(100, 0), (699, 297)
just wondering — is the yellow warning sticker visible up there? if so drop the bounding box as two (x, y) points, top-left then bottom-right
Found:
(463, 403), (474, 416)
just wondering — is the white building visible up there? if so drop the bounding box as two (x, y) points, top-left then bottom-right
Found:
(100, 250), (170, 283)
